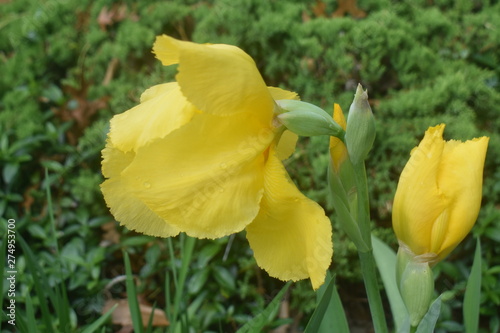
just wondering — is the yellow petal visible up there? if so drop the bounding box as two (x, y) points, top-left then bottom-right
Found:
(153, 35), (274, 119)
(275, 130), (298, 160)
(392, 124), (449, 255)
(109, 83), (197, 152)
(246, 147), (333, 290)
(433, 135), (489, 259)
(329, 104), (348, 171)
(269, 87), (300, 160)
(101, 144), (180, 237)
(267, 86), (299, 101)
(101, 141), (135, 179)
(118, 111), (276, 238)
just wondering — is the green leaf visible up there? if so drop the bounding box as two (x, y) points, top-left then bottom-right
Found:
(123, 250), (143, 332)
(27, 224), (47, 239)
(415, 296), (442, 333)
(372, 235), (408, 331)
(188, 269), (210, 295)
(237, 282), (291, 333)
(2, 163), (18, 184)
(212, 265), (236, 291)
(464, 238), (482, 333)
(81, 304), (118, 333)
(305, 272), (348, 333)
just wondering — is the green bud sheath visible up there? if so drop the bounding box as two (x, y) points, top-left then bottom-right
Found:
(276, 100), (345, 138)
(399, 260), (435, 327)
(345, 84), (376, 165)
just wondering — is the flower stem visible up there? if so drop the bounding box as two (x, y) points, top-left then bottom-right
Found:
(359, 250), (389, 333)
(354, 162), (389, 333)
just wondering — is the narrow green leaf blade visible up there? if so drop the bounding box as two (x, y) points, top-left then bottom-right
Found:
(25, 292), (38, 333)
(237, 282), (291, 333)
(464, 238), (482, 333)
(415, 296), (442, 333)
(372, 235), (408, 331)
(305, 273), (349, 333)
(17, 235), (53, 331)
(123, 250), (143, 332)
(81, 304), (118, 333)
(0, 232), (6, 332)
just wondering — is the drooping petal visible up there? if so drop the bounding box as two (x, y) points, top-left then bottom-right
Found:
(153, 35), (274, 120)
(101, 144), (180, 238)
(117, 111), (276, 239)
(433, 136), (489, 259)
(392, 124), (450, 255)
(246, 147), (333, 290)
(101, 141), (135, 179)
(109, 83), (198, 152)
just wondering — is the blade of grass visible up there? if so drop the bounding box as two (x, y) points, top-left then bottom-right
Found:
(171, 235), (196, 332)
(17, 234), (53, 331)
(81, 303), (118, 333)
(0, 232), (6, 332)
(15, 309), (29, 333)
(123, 250), (144, 332)
(237, 281), (291, 333)
(464, 238), (482, 333)
(372, 234), (408, 331)
(305, 273), (348, 333)
(145, 302), (157, 333)
(25, 292), (38, 333)
(167, 238), (178, 289)
(164, 272), (172, 328)
(45, 169), (71, 330)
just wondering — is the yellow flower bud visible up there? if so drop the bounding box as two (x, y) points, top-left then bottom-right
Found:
(392, 124), (489, 263)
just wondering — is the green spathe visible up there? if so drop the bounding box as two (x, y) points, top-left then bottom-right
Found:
(397, 251), (435, 328)
(345, 84), (376, 165)
(276, 100), (344, 138)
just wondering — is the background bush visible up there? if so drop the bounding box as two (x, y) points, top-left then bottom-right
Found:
(1, 0), (499, 332)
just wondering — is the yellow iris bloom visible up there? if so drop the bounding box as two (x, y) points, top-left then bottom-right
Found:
(101, 35), (332, 289)
(392, 124), (489, 263)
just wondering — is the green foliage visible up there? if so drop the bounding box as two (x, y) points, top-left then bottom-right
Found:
(1, 0), (500, 331)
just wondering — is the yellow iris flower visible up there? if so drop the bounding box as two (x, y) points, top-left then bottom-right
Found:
(392, 124), (489, 263)
(101, 35), (332, 289)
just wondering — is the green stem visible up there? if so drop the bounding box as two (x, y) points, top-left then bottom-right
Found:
(353, 162), (389, 333)
(359, 250), (389, 333)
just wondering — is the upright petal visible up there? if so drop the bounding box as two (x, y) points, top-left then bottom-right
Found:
(433, 136), (489, 259)
(118, 111), (276, 239)
(267, 86), (299, 101)
(246, 147), (333, 290)
(392, 125), (449, 255)
(153, 35), (274, 120)
(268, 87), (300, 160)
(275, 130), (298, 160)
(109, 83), (197, 152)
(329, 104), (348, 172)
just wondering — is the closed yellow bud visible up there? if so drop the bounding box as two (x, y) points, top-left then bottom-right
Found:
(392, 124), (489, 263)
